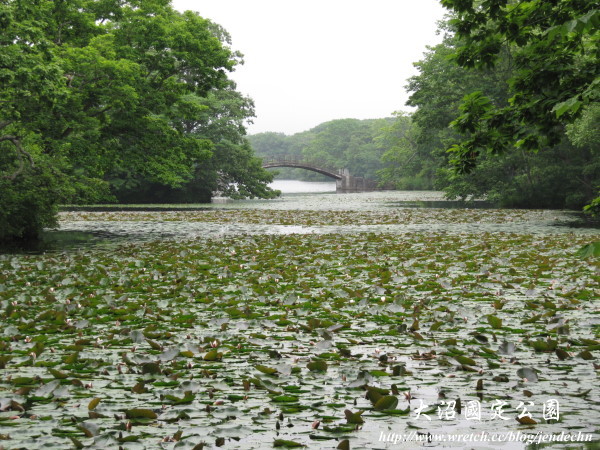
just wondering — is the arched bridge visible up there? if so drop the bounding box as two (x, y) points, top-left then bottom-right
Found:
(261, 157), (381, 193)
(262, 157), (343, 180)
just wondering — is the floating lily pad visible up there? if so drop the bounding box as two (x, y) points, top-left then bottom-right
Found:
(374, 395), (399, 411)
(306, 359), (327, 372)
(125, 408), (158, 420)
(454, 355), (477, 366)
(274, 439), (305, 448)
(516, 367), (539, 382)
(344, 409), (364, 424)
(255, 364), (278, 375)
(487, 315), (502, 329)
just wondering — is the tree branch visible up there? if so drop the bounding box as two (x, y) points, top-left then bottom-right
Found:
(0, 135), (35, 180)
(0, 121), (14, 131)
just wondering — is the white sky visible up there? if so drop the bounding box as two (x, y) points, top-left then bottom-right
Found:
(172, 0), (447, 135)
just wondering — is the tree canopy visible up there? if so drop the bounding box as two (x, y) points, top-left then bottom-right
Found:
(1, 0), (275, 242)
(249, 118), (395, 183)
(400, 9), (599, 209)
(439, 0), (599, 211)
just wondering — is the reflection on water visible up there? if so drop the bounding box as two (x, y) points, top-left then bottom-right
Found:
(391, 200), (495, 209)
(3, 187), (598, 254)
(0, 230), (119, 254)
(269, 179), (336, 193)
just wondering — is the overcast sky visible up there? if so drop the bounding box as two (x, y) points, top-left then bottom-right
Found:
(172, 0), (447, 135)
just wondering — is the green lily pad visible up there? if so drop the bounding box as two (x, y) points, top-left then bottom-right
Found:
(274, 439), (304, 447)
(256, 364), (278, 375)
(374, 395), (399, 411)
(306, 359), (327, 372)
(454, 355), (477, 366)
(125, 408), (158, 420)
(487, 315), (502, 329)
(344, 409), (364, 424)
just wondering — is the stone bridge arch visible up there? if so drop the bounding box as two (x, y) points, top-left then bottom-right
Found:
(261, 157), (381, 193)
(261, 158), (343, 180)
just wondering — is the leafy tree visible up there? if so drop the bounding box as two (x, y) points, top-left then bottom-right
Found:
(403, 28), (512, 195)
(402, 12), (599, 209)
(114, 83), (277, 202)
(440, 0), (599, 209)
(377, 112), (446, 190)
(1, 0), (273, 242)
(249, 132), (291, 160)
(185, 86), (276, 200)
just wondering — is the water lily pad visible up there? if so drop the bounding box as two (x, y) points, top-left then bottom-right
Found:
(516, 367), (539, 382)
(555, 348), (570, 360)
(48, 368), (69, 379)
(306, 359), (327, 372)
(204, 349), (222, 361)
(272, 395), (299, 403)
(374, 395), (399, 411)
(274, 439), (304, 448)
(141, 362), (161, 374)
(530, 339), (558, 352)
(454, 355), (477, 366)
(337, 440), (350, 450)
(487, 315), (502, 329)
(516, 416), (537, 425)
(255, 364), (278, 375)
(88, 398), (101, 411)
(125, 408), (158, 420)
(344, 409), (364, 424)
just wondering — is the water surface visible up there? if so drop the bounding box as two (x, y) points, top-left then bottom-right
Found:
(1, 187), (598, 449)
(40, 190), (599, 253)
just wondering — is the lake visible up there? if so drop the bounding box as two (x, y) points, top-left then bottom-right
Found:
(44, 188), (598, 252)
(0, 187), (598, 449)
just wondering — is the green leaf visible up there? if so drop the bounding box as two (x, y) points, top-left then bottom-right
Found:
(306, 359), (327, 372)
(552, 96), (582, 118)
(48, 368), (69, 379)
(88, 398), (101, 411)
(576, 242), (600, 259)
(487, 315), (502, 329)
(255, 364), (278, 375)
(373, 395), (399, 411)
(454, 355), (477, 366)
(204, 349), (221, 361)
(531, 339), (557, 352)
(164, 391), (195, 405)
(273, 439), (304, 448)
(378, 407), (411, 416)
(344, 409), (365, 424)
(272, 395), (299, 403)
(337, 440), (350, 450)
(125, 408), (158, 420)
(578, 350), (594, 360)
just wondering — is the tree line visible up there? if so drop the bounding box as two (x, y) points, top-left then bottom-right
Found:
(2, 0), (597, 243)
(252, 1), (599, 212)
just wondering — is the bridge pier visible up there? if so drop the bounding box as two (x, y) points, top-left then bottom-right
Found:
(336, 169), (379, 193)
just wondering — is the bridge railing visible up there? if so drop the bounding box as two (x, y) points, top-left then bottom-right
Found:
(261, 155), (343, 176)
